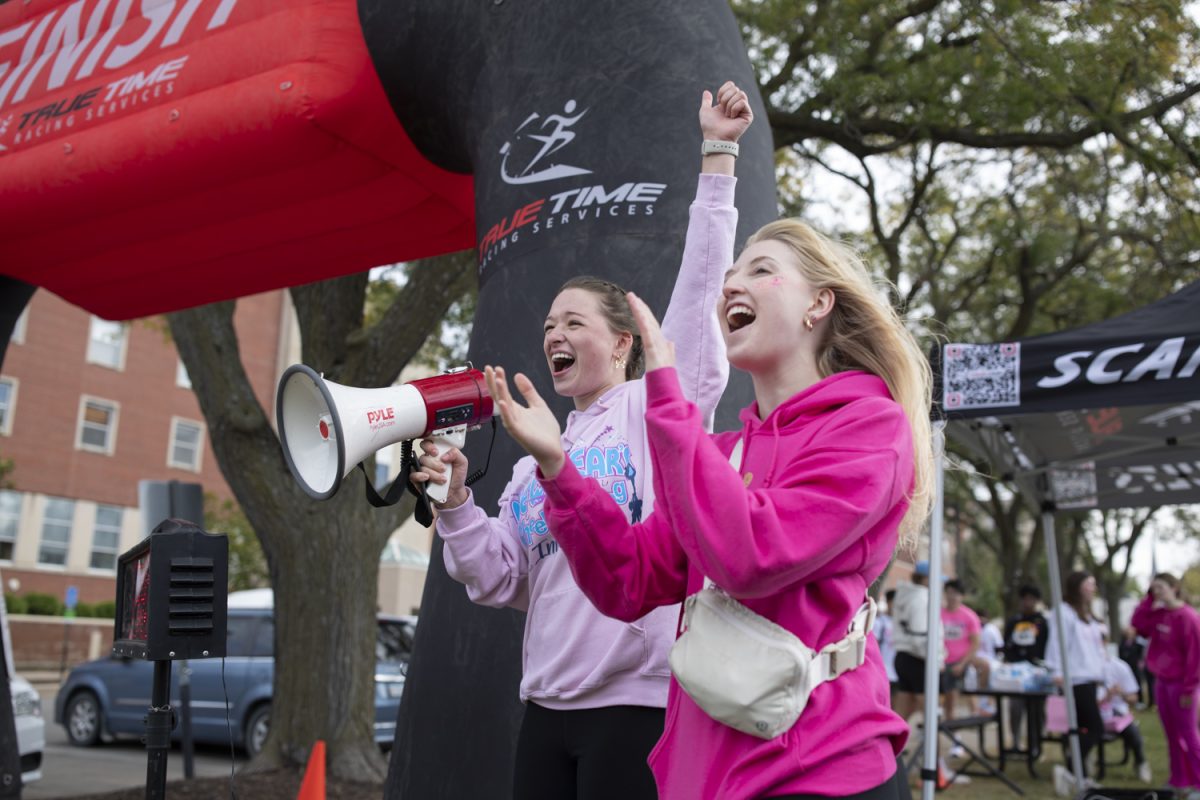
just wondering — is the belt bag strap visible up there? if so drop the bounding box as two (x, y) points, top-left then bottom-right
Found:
(808, 599), (876, 693)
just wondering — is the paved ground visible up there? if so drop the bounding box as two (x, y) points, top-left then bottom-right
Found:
(20, 671), (244, 800)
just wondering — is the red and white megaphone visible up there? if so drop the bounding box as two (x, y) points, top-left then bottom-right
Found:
(276, 364), (493, 505)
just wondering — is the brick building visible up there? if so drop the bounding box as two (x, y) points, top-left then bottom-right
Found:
(0, 288), (431, 667)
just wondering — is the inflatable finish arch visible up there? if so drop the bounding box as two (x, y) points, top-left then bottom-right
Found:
(0, 0), (475, 318)
(0, 1), (778, 797)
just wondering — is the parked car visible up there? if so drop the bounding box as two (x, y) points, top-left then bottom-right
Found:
(12, 673), (44, 784)
(54, 590), (415, 757)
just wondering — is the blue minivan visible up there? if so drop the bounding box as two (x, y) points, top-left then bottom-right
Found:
(53, 590), (414, 757)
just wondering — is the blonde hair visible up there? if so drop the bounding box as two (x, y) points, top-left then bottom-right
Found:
(744, 219), (934, 547)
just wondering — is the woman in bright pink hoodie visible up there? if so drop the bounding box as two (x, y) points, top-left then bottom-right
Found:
(1131, 572), (1200, 793)
(486, 217), (935, 799)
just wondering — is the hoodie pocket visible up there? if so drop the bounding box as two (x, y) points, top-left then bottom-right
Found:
(523, 588), (648, 696)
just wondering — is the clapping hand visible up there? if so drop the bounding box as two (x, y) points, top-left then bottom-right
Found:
(485, 366), (567, 478)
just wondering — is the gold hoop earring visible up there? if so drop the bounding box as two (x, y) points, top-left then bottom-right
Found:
(803, 315), (814, 332)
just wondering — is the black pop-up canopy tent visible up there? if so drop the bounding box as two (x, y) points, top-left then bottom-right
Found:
(916, 280), (1200, 799)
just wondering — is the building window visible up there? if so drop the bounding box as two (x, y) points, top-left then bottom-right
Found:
(90, 505), (123, 571)
(39, 497), (74, 566)
(168, 418), (204, 471)
(0, 490), (20, 561)
(85, 317), (127, 370)
(374, 445), (394, 488)
(176, 359), (191, 389)
(11, 307), (27, 345)
(77, 396), (119, 454)
(0, 377), (16, 435)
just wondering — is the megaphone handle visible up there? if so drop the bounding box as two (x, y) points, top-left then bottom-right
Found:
(424, 426), (468, 505)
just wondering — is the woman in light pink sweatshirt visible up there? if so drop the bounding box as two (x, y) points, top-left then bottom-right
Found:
(488, 216), (934, 798)
(412, 82), (751, 800)
(1131, 572), (1200, 793)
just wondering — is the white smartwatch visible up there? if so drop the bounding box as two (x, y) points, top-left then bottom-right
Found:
(701, 140), (739, 158)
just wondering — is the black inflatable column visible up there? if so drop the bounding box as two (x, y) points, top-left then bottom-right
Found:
(360, 3), (777, 797)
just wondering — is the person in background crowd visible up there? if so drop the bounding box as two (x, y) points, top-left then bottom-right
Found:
(1131, 572), (1200, 796)
(973, 609), (1004, 715)
(1098, 632), (1152, 784)
(979, 611), (1004, 664)
(1045, 571), (1106, 792)
(940, 579), (981, 723)
(892, 561), (944, 725)
(1119, 627), (1150, 709)
(875, 588), (899, 694)
(1004, 584), (1049, 745)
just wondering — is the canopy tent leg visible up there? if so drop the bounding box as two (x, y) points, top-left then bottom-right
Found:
(920, 422), (948, 800)
(1043, 508), (1087, 793)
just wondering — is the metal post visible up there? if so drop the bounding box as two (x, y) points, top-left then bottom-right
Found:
(179, 660), (194, 778)
(921, 422), (947, 800)
(144, 660), (173, 800)
(1043, 509), (1086, 791)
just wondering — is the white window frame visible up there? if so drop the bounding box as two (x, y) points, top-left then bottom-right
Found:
(89, 504), (123, 572)
(85, 316), (128, 370)
(0, 490), (20, 563)
(76, 395), (120, 455)
(38, 497), (74, 567)
(175, 359), (192, 389)
(167, 417), (205, 472)
(10, 307), (27, 345)
(0, 376), (16, 436)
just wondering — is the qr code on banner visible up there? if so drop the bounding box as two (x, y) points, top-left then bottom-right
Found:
(943, 343), (1020, 411)
(1051, 463), (1098, 509)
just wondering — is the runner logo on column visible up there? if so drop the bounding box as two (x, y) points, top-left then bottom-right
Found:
(499, 100), (593, 185)
(480, 97), (669, 279)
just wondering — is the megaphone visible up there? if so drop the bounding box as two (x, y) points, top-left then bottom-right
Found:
(276, 364), (493, 505)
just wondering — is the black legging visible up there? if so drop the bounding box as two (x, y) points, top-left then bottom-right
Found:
(513, 702), (663, 800)
(1068, 681), (1105, 777)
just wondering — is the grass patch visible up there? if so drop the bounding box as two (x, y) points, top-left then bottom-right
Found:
(914, 707), (1172, 799)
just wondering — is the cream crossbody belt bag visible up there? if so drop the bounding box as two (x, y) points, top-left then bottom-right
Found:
(667, 439), (877, 740)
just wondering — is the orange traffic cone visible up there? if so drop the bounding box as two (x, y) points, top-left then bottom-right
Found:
(936, 755), (952, 791)
(296, 740), (326, 800)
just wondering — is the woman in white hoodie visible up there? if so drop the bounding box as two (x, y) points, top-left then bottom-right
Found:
(1045, 570), (1107, 781)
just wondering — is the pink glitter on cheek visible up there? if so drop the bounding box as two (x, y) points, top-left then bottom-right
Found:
(771, 277), (784, 286)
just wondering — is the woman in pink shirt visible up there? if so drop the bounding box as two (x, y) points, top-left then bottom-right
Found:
(486, 212), (934, 798)
(940, 578), (981, 721)
(1131, 572), (1200, 794)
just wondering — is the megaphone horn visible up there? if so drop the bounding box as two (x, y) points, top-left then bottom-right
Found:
(276, 364), (493, 504)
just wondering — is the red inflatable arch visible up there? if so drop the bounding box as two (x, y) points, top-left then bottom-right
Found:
(0, 0), (474, 320)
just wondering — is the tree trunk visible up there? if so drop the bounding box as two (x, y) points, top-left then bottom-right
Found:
(168, 301), (398, 780)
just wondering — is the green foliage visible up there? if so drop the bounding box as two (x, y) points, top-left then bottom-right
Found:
(3, 593), (26, 614)
(737, 0), (1200, 606)
(23, 592), (63, 616)
(72, 601), (113, 618)
(366, 262), (478, 372)
(204, 494), (270, 592)
(1182, 563), (1200, 604)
